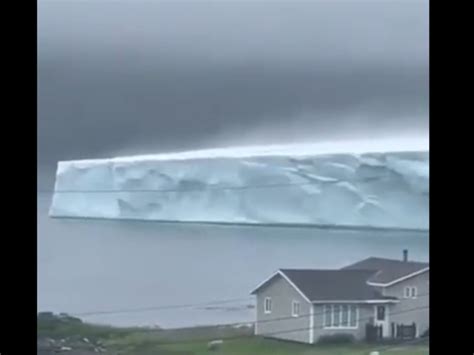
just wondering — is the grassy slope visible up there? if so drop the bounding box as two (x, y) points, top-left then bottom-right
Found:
(165, 338), (428, 355)
(38, 315), (428, 355)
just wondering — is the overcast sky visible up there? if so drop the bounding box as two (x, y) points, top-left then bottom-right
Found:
(38, 0), (428, 177)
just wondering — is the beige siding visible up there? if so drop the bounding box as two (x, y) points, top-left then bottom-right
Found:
(255, 274), (312, 343)
(383, 270), (429, 335)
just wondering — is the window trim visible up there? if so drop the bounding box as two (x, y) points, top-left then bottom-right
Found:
(340, 304), (349, 327)
(324, 304), (332, 328)
(291, 300), (300, 317)
(323, 304), (359, 329)
(404, 286), (418, 299)
(264, 297), (272, 314)
(349, 304), (358, 328)
(376, 305), (386, 321)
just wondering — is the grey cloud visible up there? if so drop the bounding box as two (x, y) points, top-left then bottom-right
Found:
(38, 0), (428, 176)
(38, 1), (428, 65)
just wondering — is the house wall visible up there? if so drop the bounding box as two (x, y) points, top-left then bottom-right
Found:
(383, 270), (429, 336)
(255, 274), (312, 344)
(312, 304), (374, 342)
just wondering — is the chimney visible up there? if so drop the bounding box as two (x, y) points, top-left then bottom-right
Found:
(403, 249), (408, 262)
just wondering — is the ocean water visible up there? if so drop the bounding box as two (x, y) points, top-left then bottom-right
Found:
(37, 195), (428, 328)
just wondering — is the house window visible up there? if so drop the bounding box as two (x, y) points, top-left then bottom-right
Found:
(324, 305), (332, 327)
(376, 305), (386, 321)
(264, 297), (272, 314)
(404, 286), (418, 299)
(292, 300), (300, 317)
(333, 305), (340, 326)
(341, 305), (349, 327)
(349, 305), (357, 327)
(324, 304), (358, 329)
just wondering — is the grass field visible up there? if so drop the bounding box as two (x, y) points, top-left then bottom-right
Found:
(164, 338), (428, 355)
(37, 313), (429, 355)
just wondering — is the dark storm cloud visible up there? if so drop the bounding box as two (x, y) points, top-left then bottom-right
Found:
(38, 0), (428, 172)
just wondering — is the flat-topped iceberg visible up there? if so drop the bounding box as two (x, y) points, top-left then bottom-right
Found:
(50, 139), (429, 230)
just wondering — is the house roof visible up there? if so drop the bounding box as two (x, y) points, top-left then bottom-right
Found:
(251, 255), (429, 302)
(250, 269), (398, 302)
(281, 269), (397, 302)
(341, 257), (429, 286)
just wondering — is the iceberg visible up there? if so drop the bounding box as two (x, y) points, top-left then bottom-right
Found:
(49, 139), (429, 230)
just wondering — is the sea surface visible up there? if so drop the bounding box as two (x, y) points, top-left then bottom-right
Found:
(38, 195), (429, 328)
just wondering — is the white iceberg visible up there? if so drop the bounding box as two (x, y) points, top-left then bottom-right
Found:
(50, 138), (429, 230)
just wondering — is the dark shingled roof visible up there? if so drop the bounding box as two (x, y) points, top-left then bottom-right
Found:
(251, 255), (429, 301)
(341, 257), (429, 284)
(279, 269), (396, 302)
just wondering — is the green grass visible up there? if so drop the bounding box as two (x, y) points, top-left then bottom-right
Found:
(37, 314), (428, 355)
(164, 337), (428, 355)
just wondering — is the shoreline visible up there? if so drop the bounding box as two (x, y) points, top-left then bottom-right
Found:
(47, 215), (429, 234)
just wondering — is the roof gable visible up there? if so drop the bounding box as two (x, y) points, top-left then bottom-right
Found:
(250, 270), (312, 302)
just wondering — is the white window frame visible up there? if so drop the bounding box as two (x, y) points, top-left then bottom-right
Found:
(323, 304), (359, 329)
(349, 304), (358, 327)
(340, 304), (349, 327)
(376, 304), (387, 321)
(291, 300), (300, 317)
(404, 286), (418, 299)
(264, 297), (272, 314)
(324, 304), (332, 328)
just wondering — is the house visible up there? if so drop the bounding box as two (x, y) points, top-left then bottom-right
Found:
(250, 250), (429, 344)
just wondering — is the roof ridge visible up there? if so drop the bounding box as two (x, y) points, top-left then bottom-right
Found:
(344, 256), (429, 266)
(365, 256), (428, 264)
(280, 268), (377, 272)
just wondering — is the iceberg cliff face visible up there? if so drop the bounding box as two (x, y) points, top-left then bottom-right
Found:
(49, 142), (429, 229)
